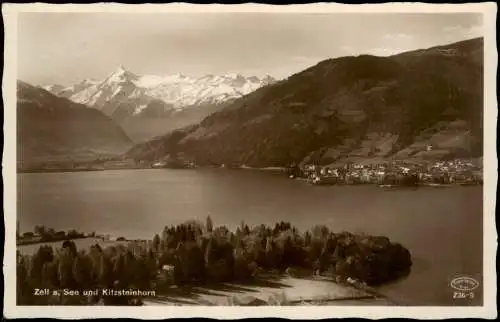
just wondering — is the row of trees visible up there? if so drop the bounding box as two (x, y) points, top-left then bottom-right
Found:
(18, 225), (89, 243)
(17, 241), (156, 305)
(17, 217), (412, 305)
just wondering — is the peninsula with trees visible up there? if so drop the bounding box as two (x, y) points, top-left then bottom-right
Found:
(17, 217), (412, 305)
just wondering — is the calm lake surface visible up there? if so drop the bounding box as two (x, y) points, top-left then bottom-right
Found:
(17, 168), (483, 306)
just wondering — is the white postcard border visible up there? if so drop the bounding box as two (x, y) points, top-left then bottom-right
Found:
(2, 2), (498, 319)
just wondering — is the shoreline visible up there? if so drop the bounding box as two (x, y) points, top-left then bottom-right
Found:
(17, 164), (288, 174)
(17, 167), (482, 188)
(18, 168), (106, 174)
(145, 274), (394, 306)
(16, 236), (94, 246)
(17, 167), (139, 174)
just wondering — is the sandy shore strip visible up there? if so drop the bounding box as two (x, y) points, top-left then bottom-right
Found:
(143, 276), (395, 306)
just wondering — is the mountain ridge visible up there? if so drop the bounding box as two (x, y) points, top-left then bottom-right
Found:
(17, 81), (134, 167)
(43, 69), (276, 142)
(43, 68), (276, 113)
(126, 37), (483, 167)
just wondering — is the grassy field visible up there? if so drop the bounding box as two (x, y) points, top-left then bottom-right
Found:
(17, 238), (129, 256)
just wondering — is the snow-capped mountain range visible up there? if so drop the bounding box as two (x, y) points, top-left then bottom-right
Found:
(43, 66), (276, 119)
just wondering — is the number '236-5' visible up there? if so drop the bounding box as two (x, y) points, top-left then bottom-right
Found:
(453, 292), (475, 299)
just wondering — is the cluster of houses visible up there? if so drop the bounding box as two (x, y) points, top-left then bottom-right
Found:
(288, 159), (483, 186)
(151, 155), (197, 169)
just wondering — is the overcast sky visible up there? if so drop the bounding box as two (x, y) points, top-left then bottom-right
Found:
(18, 12), (482, 86)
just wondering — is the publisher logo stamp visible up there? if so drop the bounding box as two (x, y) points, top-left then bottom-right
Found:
(450, 276), (479, 300)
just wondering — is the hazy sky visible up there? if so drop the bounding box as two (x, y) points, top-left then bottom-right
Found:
(18, 12), (482, 86)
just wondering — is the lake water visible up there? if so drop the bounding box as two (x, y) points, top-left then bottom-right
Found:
(17, 168), (483, 306)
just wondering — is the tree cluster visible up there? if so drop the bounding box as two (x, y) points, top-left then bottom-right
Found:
(19, 225), (88, 244)
(17, 241), (156, 305)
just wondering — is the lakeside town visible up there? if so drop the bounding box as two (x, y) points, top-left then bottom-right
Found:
(287, 158), (483, 187)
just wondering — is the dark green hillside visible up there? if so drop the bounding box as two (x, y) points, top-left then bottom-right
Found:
(127, 38), (483, 167)
(17, 81), (133, 167)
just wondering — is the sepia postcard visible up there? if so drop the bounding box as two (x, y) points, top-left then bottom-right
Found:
(2, 2), (498, 319)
